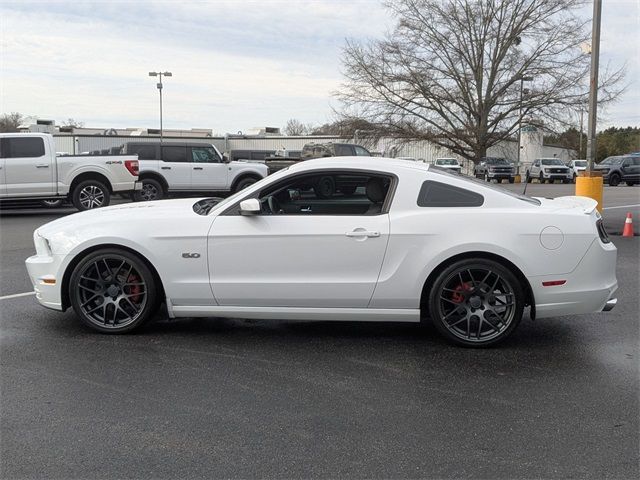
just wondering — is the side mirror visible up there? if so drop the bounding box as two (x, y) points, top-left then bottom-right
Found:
(222, 153), (231, 163)
(239, 198), (260, 215)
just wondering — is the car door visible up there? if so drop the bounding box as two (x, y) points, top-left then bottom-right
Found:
(207, 170), (392, 308)
(160, 145), (191, 190)
(627, 157), (640, 182)
(190, 146), (228, 190)
(1, 136), (55, 196)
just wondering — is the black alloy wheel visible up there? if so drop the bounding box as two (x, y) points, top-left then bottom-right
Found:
(428, 259), (524, 347)
(69, 249), (160, 333)
(609, 173), (621, 187)
(135, 179), (164, 201)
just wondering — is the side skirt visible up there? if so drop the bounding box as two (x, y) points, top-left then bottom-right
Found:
(169, 305), (421, 323)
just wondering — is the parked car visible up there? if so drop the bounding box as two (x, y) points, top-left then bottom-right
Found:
(121, 141), (268, 201)
(593, 155), (640, 186)
(26, 157), (617, 347)
(568, 159), (588, 182)
(474, 157), (515, 183)
(0, 133), (140, 211)
(526, 158), (573, 184)
(433, 158), (462, 174)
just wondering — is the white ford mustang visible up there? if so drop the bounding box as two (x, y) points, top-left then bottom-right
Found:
(26, 157), (618, 346)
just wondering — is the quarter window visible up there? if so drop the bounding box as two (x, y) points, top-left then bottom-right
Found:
(417, 181), (484, 207)
(354, 146), (370, 156)
(129, 144), (157, 160)
(0, 137), (45, 158)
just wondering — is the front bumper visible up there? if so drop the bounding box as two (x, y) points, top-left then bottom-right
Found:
(25, 253), (65, 311)
(487, 172), (514, 179)
(542, 171), (573, 180)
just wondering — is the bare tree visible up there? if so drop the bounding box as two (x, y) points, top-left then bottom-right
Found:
(338, 0), (625, 162)
(61, 118), (85, 128)
(0, 112), (24, 132)
(283, 118), (310, 136)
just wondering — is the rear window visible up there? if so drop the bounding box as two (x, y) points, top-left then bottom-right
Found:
(0, 137), (45, 158)
(417, 181), (484, 207)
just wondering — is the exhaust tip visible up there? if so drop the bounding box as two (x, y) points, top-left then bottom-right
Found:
(602, 298), (617, 312)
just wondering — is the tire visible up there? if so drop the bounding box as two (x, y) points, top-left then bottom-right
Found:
(539, 173), (545, 184)
(72, 180), (110, 211)
(135, 178), (164, 202)
(41, 199), (64, 208)
(69, 248), (160, 334)
(314, 176), (335, 199)
(508, 177), (515, 184)
(427, 258), (525, 347)
(233, 176), (258, 193)
(626, 181), (636, 187)
(562, 179), (570, 184)
(609, 173), (621, 187)
(339, 185), (357, 196)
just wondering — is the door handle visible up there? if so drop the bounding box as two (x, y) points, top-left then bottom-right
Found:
(161, 166), (171, 170)
(345, 230), (380, 238)
(36, 164), (50, 168)
(193, 167), (203, 170)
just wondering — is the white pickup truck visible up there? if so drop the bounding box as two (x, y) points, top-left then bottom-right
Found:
(121, 141), (268, 201)
(0, 133), (140, 210)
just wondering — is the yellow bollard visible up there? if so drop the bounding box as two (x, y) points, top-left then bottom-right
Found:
(575, 171), (604, 213)
(514, 174), (522, 183)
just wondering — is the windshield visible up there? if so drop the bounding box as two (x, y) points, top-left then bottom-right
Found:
(436, 159), (458, 165)
(541, 159), (564, 166)
(574, 160), (587, 167)
(600, 157), (622, 165)
(485, 158), (508, 165)
(429, 166), (540, 205)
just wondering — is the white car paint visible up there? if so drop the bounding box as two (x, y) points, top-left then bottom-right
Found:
(26, 157), (617, 344)
(569, 159), (588, 179)
(0, 133), (139, 200)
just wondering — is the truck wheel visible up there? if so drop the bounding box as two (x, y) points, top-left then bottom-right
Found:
(233, 177), (258, 193)
(72, 180), (110, 211)
(539, 173), (545, 184)
(608, 173), (621, 187)
(508, 177), (515, 184)
(626, 181), (636, 186)
(314, 176), (335, 199)
(135, 179), (164, 202)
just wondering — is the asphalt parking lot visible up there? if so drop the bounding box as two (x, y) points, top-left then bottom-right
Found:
(1, 184), (639, 479)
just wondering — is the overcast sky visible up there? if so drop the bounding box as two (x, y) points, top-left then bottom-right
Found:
(0, 0), (637, 134)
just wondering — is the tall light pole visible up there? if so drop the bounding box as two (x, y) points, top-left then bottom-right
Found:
(148, 71), (172, 146)
(516, 75), (533, 177)
(586, 0), (601, 172)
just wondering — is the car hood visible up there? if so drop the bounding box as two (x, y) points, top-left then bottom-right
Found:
(534, 195), (598, 214)
(36, 198), (203, 237)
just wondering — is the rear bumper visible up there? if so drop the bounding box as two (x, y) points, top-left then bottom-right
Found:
(531, 238), (618, 319)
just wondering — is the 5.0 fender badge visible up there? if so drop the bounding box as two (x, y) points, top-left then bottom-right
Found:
(182, 253), (201, 259)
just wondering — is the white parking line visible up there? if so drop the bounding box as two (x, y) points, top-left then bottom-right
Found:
(603, 204), (640, 210)
(0, 291), (35, 301)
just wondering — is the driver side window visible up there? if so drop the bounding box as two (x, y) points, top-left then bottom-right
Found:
(231, 171), (394, 216)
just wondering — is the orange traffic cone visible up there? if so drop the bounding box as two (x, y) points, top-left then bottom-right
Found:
(622, 213), (634, 237)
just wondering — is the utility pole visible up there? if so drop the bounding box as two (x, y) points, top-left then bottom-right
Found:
(516, 76), (533, 177)
(586, 0), (601, 171)
(148, 71), (172, 147)
(579, 108), (584, 158)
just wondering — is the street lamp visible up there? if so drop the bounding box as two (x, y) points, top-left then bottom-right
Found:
(516, 75), (534, 176)
(148, 71), (172, 146)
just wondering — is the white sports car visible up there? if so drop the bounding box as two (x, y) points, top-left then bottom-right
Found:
(25, 157), (618, 347)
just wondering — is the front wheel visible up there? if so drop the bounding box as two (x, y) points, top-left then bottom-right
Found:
(41, 199), (64, 208)
(233, 176), (258, 193)
(508, 177), (515, 184)
(427, 259), (525, 347)
(69, 248), (160, 333)
(72, 180), (110, 211)
(539, 173), (545, 184)
(609, 173), (621, 187)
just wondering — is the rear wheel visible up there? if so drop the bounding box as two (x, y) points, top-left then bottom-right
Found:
(427, 259), (524, 347)
(69, 248), (160, 333)
(135, 178), (164, 201)
(41, 199), (64, 208)
(72, 180), (110, 211)
(609, 173), (621, 187)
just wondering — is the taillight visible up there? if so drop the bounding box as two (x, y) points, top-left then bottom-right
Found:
(596, 219), (611, 244)
(125, 160), (139, 176)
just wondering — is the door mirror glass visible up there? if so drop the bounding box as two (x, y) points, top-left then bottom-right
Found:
(239, 198), (261, 215)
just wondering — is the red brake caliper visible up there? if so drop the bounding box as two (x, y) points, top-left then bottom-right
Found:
(127, 273), (142, 304)
(451, 282), (472, 303)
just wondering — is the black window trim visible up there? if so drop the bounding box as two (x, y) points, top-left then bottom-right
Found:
(220, 168), (399, 217)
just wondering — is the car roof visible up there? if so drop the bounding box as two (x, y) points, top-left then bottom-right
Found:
(289, 156), (432, 173)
